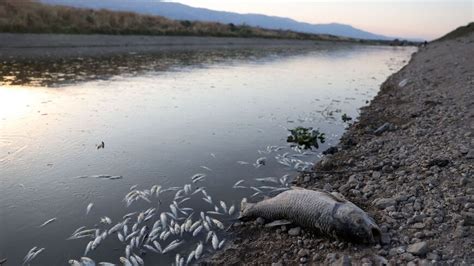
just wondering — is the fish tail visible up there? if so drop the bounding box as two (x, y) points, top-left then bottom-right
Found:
(238, 198), (255, 220)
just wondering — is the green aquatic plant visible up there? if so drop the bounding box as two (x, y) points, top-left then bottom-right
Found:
(287, 127), (325, 149)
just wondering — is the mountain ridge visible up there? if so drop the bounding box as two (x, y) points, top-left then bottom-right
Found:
(39, 0), (394, 40)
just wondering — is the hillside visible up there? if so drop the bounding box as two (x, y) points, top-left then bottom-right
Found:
(436, 22), (474, 41)
(0, 0), (357, 41)
(39, 0), (392, 40)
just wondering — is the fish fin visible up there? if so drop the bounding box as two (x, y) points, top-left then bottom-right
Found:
(238, 198), (255, 220)
(290, 186), (304, 190)
(264, 219), (292, 228)
(328, 192), (347, 203)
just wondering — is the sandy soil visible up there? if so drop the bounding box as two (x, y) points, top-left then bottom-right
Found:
(205, 31), (474, 265)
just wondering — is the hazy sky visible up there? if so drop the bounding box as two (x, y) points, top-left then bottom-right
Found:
(167, 0), (473, 40)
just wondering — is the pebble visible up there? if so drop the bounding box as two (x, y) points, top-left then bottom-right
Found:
(465, 149), (474, 159)
(288, 227), (301, 236)
(297, 249), (309, 257)
(407, 241), (429, 256)
(373, 198), (396, 209)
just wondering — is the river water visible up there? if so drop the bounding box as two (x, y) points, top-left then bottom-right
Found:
(0, 45), (415, 265)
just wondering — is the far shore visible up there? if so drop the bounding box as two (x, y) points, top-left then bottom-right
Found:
(0, 33), (410, 61)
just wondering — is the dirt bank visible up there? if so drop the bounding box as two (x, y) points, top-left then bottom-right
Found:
(206, 31), (474, 264)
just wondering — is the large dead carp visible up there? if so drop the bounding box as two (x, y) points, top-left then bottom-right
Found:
(240, 188), (381, 243)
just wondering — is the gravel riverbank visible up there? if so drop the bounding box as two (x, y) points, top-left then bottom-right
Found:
(206, 31), (474, 264)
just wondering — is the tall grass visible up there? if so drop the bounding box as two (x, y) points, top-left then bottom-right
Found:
(0, 0), (349, 41)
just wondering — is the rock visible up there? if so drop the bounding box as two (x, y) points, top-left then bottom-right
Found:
(462, 212), (474, 226)
(271, 262), (283, 266)
(374, 122), (392, 135)
(298, 249), (309, 257)
(407, 241), (429, 256)
(319, 157), (334, 170)
(373, 198), (396, 209)
(325, 253), (338, 264)
(288, 227), (301, 236)
(427, 159), (450, 167)
(299, 257), (308, 263)
(466, 149), (474, 159)
(380, 233), (391, 245)
(454, 226), (469, 238)
(335, 255), (352, 266)
(323, 146), (338, 155)
(372, 171), (382, 178)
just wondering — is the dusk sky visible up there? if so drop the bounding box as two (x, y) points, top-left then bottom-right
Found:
(167, 0), (473, 40)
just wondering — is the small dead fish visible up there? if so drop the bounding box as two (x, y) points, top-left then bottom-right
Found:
(218, 239), (226, 249)
(186, 250), (195, 264)
(200, 166), (212, 171)
(237, 161), (249, 165)
(232, 179), (245, 188)
(86, 203), (94, 215)
(192, 225), (203, 237)
(100, 216), (112, 225)
(211, 234), (219, 250)
(219, 201), (227, 213)
(194, 242), (203, 259)
(211, 218), (225, 230)
(255, 177), (279, 183)
(228, 205), (235, 216)
(162, 241), (182, 254)
(39, 218), (57, 228)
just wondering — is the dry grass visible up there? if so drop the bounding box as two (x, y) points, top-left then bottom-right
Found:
(0, 0), (351, 41)
(435, 22), (474, 42)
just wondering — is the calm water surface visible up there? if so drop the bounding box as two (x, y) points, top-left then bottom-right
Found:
(0, 45), (415, 265)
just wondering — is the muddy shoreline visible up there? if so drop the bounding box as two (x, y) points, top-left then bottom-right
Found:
(0, 33), (347, 60)
(205, 32), (474, 264)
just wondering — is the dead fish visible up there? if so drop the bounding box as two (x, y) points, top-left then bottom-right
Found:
(210, 153), (216, 158)
(228, 205), (236, 216)
(236, 161), (249, 165)
(192, 225), (203, 236)
(68, 259), (81, 266)
(186, 251), (195, 264)
(86, 203), (93, 215)
(192, 174), (206, 183)
(100, 216), (112, 225)
(240, 188), (381, 243)
(211, 234), (219, 250)
(162, 240), (182, 254)
(219, 201), (227, 213)
(255, 177), (279, 184)
(253, 157), (266, 168)
(200, 166), (212, 171)
(232, 179), (245, 188)
(39, 217), (57, 228)
(80, 257), (95, 266)
(218, 239), (226, 249)
(194, 242), (204, 259)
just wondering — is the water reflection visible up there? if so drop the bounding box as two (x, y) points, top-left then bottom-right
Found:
(0, 45), (415, 265)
